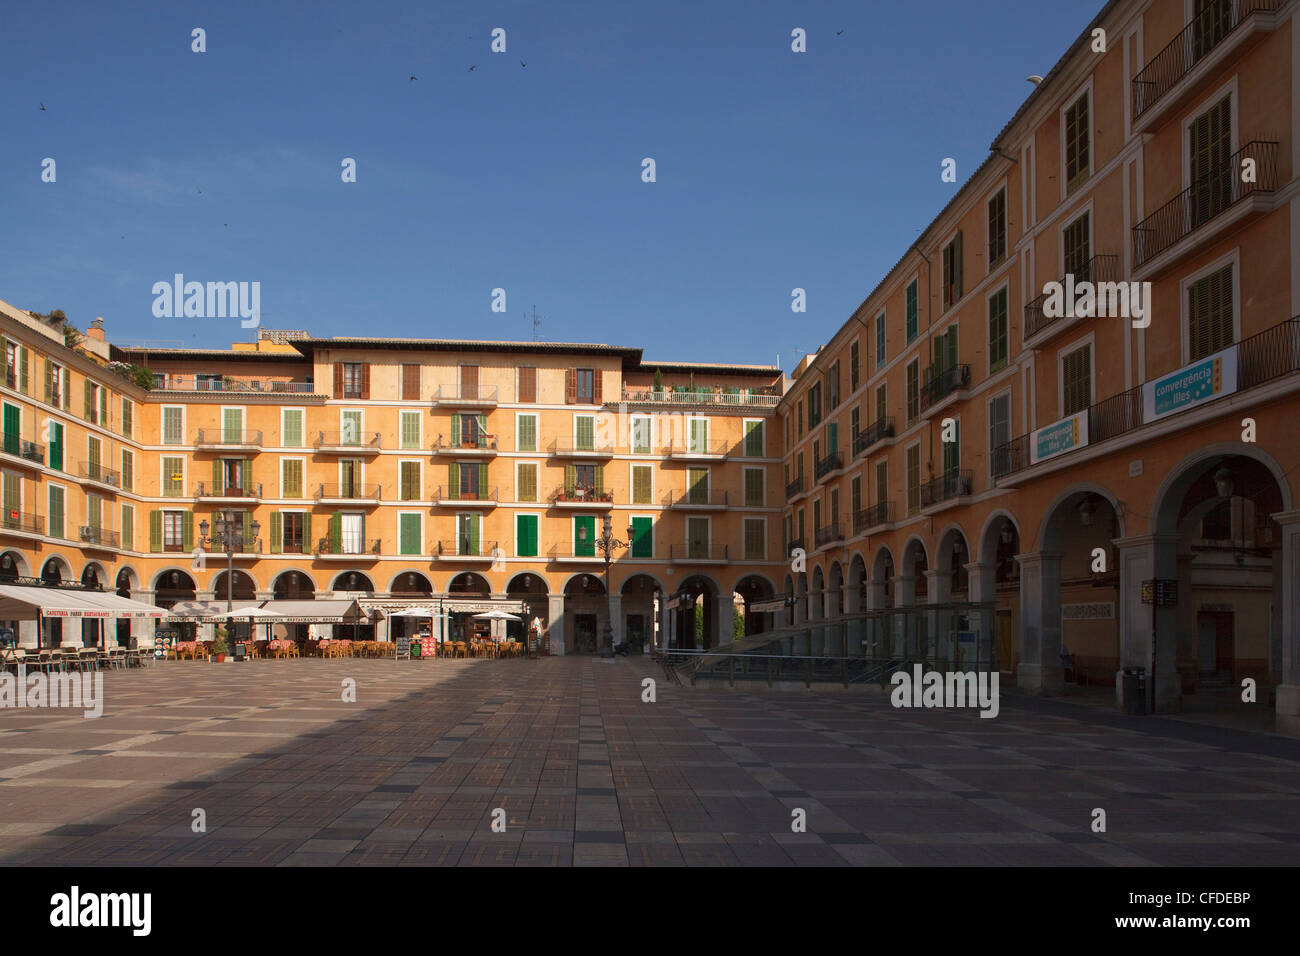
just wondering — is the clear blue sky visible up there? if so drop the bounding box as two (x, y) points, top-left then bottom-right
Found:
(3, 0), (1100, 371)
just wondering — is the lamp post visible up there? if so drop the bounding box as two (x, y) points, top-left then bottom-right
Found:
(199, 511), (260, 654)
(577, 515), (633, 658)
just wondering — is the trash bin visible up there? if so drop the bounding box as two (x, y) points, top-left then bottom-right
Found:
(1121, 667), (1147, 715)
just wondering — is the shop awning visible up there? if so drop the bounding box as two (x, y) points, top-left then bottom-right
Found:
(0, 585), (166, 620)
(163, 599), (263, 622)
(256, 599), (366, 623)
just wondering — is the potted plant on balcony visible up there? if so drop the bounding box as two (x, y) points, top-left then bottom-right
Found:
(652, 368), (664, 396)
(210, 629), (229, 663)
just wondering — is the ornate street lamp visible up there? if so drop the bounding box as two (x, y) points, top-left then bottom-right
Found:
(199, 511), (260, 655)
(577, 516), (633, 658)
(1214, 464), (1234, 498)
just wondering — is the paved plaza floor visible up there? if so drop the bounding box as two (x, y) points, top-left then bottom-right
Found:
(0, 656), (1297, 866)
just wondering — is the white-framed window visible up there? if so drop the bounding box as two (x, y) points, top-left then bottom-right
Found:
(742, 419), (765, 457)
(630, 463), (653, 504)
(161, 406), (184, 444)
(516, 412), (538, 452)
(280, 457), (305, 498)
(1060, 77), (1093, 196)
(573, 413), (596, 451)
(397, 511), (423, 556)
(1180, 248), (1240, 364)
(630, 414), (652, 454)
(398, 459), (422, 501)
(339, 408), (363, 445)
(875, 311), (886, 370)
(281, 407), (305, 447)
(120, 503), (135, 551)
(515, 461), (539, 502)
(743, 466), (765, 508)
(988, 390), (1012, 482)
(399, 410), (422, 450)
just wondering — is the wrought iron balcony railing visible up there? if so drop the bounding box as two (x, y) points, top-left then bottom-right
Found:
(195, 481), (263, 498)
(620, 385), (780, 408)
(853, 417), (894, 456)
(77, 462), (121, 487)
(315, 483), (382, 501)
(316, 537), (382, 556)
(433, 485), (498, 503)
(785, 475), (805, 499)
(0, 511), (44, 535)
(195, 428), (263, 447)
(994, 317), (1300, 481)
(920, 364), (970, 411)
(852, 501), (894, 534)
(1024, 254), (1121, 339)
(0, 434), (45, 465)
(434, 539), (498, 558)
(814, 451), (843, 480)
(1132, 0), (1281, 118)
(549, 438), (615, 456)
(552, 485), (614, 504)
(814, 522), (843, 548)
(920, 470), (973, 507)
(1133, 141), (1278, 268)
(432, 433), (498, 452)
(314, 430), (382, 451)
(78, 525), (120, 548)
(431, 384), (499, 405)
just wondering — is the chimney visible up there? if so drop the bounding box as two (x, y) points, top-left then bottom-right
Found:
(88, 317), (106, 341)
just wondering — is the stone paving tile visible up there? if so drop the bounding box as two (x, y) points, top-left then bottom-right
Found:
(1, 656), (1299, 866)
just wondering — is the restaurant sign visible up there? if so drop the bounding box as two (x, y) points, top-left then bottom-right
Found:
(442, 601), (525, 615)
(1030, 411), (1089, 465)
(1142, 345), (1237, 423)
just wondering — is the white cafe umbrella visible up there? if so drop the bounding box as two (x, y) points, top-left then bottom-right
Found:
(472, 609), (522, 622)
(209, 606), (283, 646)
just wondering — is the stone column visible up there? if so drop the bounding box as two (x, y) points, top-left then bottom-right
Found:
(925, 569), (948, 664)
(608, 593), (623, 649)
(547, 594), (566, 655)
(1114, 533), (1182, 713)
(1017, 551), (1064, 695)
(1274, 510), (1300, 736)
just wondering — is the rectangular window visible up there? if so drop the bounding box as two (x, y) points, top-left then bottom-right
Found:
(401, 364), (420, 401)
(48, 421), (63, 472)
(797, 400), (804, 439)
(875, 312), (886, 369)
(906, 360), (919, 424)
(686, 467), (709, 504)
(875, 460), (888, 507)
(851, 475), (861, 517)
(827, 363), (840, 409)
(517, 462), (538, 502)
(4, 341), (15, 390)
(162, 511), (184, 552)
(630, 516), (652, 558)
(875, 384), (887, 425)
(942, 231), (963, 310)
(399, 513), (421, 555)
(162, 456), (184, 497)
(906, 280), (919, 343)
(807, 384), (822, 428)
(517, 413), (537, 452)
(686, 517), (709, 559)
(1062, 344), (1092, 416)
(121, 449), (134, 491)
(282, 459), (303, 498)
(575, 415), (595, 451)
(517, 366), (537, 403)
(278, 511), (304, 554)
(121, 504), (134, 550)
(340, 409), (362, 445)
(1063, 212), (1090, 279)
(743, 518), (766, 561)
(84, 381), (100, 424)
(576, 368), (594, 402)
(574, 515), (596, 556)
(850, 341), (861, 392)
(906, 444), (921, 516)
(516, 513), (538, 557)
(744, 467), (764, 507)
(987, 187), (1007, 267)
(400, 411), (421, 450)
(942, 419), (961, 477)
(1188, 263), (1234, 361)
(631, 464), (652, 504)
(631, 416), (651, 454)
(282, 409), (303, 447)
(1065, 91), (1090, 191)
(341, 513), (364, 554)
(688, 418), (709, 454)
(48, 485), (64, 538)
(743, 419), (764, 457)
(989, 393), (1011, 479)
(850, 406), (860, 444)
(988, 287), (1009, 373)
(399, 461), (421, 501)
(1189, 95), (1232, 229)
(86, 493), (102, 530)
(162, 407), (183, 444)
(340, 459), (362, 496)
(339, 362), (366, 399)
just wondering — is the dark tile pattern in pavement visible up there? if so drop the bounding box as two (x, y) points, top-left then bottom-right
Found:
(0, 656), (1297, 866)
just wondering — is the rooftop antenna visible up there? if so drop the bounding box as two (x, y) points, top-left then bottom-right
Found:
(528, 305), (542, 341)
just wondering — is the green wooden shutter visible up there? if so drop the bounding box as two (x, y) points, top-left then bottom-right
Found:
(84, 380), (93, 421)
(148, 510), (162, 552)
(631, 516), (652, 558)
(182, 512), (194, 551)
(399, 513), (420, 554)
(744, 420), (762, 457)
(448, 462), (459, 498)
(283, 409), (302, 447)
(212, 459), (222, 490)
(564, 464), (576, 495)
(475, 414), (486, 445)
(18, 348), (27, 394)
(575, 516), (595, 556)
(401, 411), (420, 449)
(302, 512), (311, 551)
(518, 415), (536, 451)
(478, 464), (488, 498)
(828, 421), (838, 455)
(519, 463), (536, 502)
(450, 413), (461, 445)
(121, 398), (131, 437)
(594, 465), (604, 494)
(100, 388), (108, 429)
(241, 460), (251, 493)
(468, 514), (480, 555)
(43, 361), (52, 404)
(48, 486), (63, 538)
(2, 405), (17, 454)
(330, 513), (342, 552)
(576, 416), (594, 451)
(517, 514), (537, 557)
(270, 512), (282, 553)
(632, 465), (650, 503)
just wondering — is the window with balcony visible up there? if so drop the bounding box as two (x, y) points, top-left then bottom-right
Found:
(457, 513), (481, 556)
(827, 363), (840, 409)
(850, 341), (860, 392)
(1065, 90), (1091, 192)
(875, 459), (888, 508)
(989, 393), (1011, 480)
(988, 188), (1007, 267)
(1061, 343), (1092, 416)
(807, 383), (822, 429)
(516, 513), (538, 557)
(906, 360), (920, 424)
(575, 415), (595, 451)
(517, 462), (538, 502)
(4, 341), (16, 390)
(875, 385), (887, 425)
(942, 232), (964, 310)
(121, 449), (134, 491)
(851, 475), (861, 518)
(282, 459), (303, 498)
(276, 511), (305, 554)
(47, 485), (64, 538)
(687, 467), (709, 504)
(340, 513), (364, 554)
(399, 513), (421, 555)
(1189, 95), (1232, 230)
(340, 409), (362, 445)
(162, 510), (184, 552)
(1188, 263), (1234, 361)
(988, 288), (1009, 373)
(906, 280), (919, 343)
